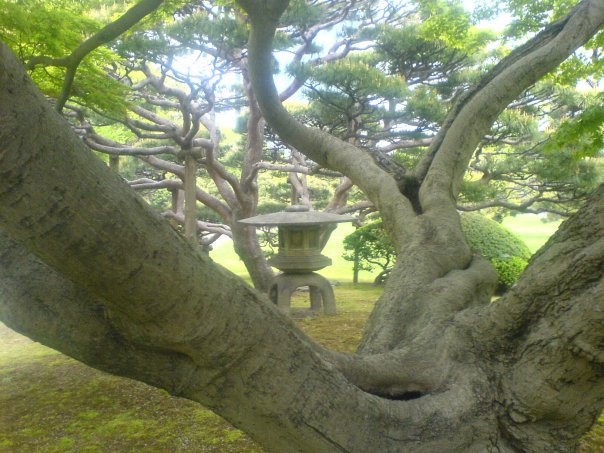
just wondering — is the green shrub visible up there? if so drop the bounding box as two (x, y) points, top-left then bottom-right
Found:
(491, 256), (529, 289)
(460, 212), (531, 293)
(460, 212), (532, 262)
(343, 213), (531, 291)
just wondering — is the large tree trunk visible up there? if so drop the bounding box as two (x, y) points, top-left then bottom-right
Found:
(1, 1), (603, 450)
(233, 80), (275, 292)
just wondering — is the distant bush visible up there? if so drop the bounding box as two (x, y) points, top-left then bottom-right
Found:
(343, 213), (531, 292)
(460, 212), (532, 263)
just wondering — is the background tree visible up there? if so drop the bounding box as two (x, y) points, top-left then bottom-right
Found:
(0, 0), (603, 452)
(343, 218), (396, 284)
(1, 0), (409, 290)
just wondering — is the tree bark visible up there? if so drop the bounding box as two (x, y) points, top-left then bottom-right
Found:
(233, 85), (276, 292)
(184, 153), (198, 242)
(109, 155), (120, 173)
(1, 2), (603, 450)
(230, 218), (275, 291)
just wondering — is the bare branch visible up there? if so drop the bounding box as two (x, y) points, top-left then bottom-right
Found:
(85, 138), (178, 156)
(161, 211), (233, 238)
(457, 197), (573, 217)
(377, 138), (433, 152)
(140, 156), (232, 220)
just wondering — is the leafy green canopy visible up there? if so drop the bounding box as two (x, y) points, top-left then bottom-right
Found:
(0, 0), (132, 113)
(545, 92), (604, 159)
(0, 0), (186, 114)
(343, 219), (396, 282)
(457, 80), (603, 216)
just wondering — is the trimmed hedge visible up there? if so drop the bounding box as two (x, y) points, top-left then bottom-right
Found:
(460, 212), (531, 292)
(460, 212), (532, 262)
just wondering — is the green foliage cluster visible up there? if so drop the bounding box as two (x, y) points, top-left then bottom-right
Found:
(0, 0), (130, 114)
(458, 82), (602, 216)
(460, 212), (532, 262)
(492, 256), (529, 288)
(342, 220), (396, 275)
(344, 213), (532, 290)
(377, 18), (494, 84)
(0, 0), (100, 57)
(294, 54), (409, 136)
(545, 92), (604, 159)
(305, 56), (408, 100)
(416, 0), (494, 52)
(167, 4), (249, 54)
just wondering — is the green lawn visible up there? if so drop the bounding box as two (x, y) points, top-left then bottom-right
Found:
(0, 322), (261, 453)
(502, 214), (562, 253)
(0, 284), (381, 453)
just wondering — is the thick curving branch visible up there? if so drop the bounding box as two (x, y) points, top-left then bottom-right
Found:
(1, 44), (469, 451)
(469, 184), (604, 450)
(2, 40), (604, 451)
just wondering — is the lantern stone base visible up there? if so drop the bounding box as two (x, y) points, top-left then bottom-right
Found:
(269, 272), (336, 315)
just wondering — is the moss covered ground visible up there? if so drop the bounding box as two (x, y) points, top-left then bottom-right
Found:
(0, 322), (260, 452)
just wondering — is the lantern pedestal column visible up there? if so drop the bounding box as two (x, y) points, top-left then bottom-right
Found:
(269, 272), (336, 315)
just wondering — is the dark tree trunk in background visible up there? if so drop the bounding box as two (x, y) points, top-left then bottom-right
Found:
(230, 218), (275, 291)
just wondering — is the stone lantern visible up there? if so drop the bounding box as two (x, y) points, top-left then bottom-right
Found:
(240, 206), (354, 315)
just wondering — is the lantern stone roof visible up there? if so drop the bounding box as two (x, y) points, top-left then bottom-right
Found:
(239, 205), (355, 226)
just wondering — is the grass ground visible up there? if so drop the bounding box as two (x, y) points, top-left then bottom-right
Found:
(502, 213), (562, 253)
(1, 215), (602, 452)
(0, 322), (261, 452)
